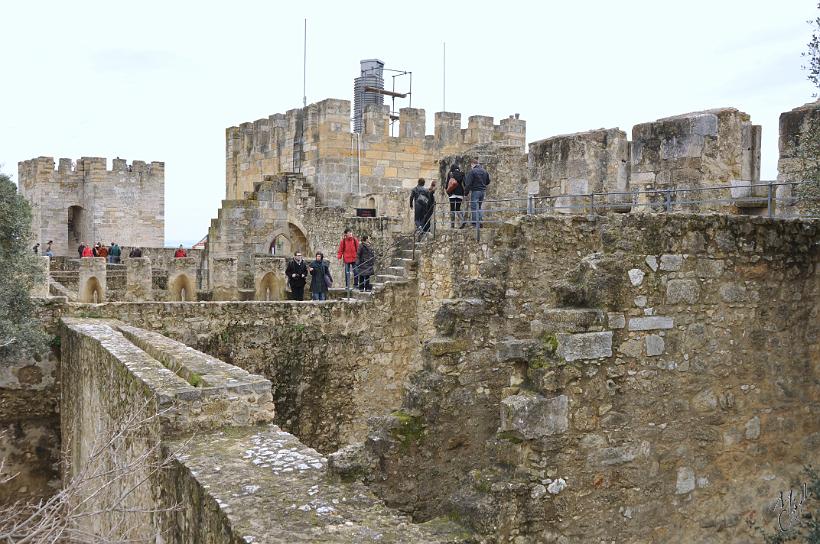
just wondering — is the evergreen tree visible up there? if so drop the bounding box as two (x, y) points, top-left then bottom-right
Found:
(0, 171), (47, 357)
(796, 3), (820, 216)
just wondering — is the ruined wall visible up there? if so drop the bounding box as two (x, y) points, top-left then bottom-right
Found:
(18, 157), (164, 256)
(67, 281), (422, 453)
(631, 109), (761, 211)
(528, 128), (630, 213)
(0, 299), (64, 504)
(225, 98), (526, 204)
(356, 213), (820, 543)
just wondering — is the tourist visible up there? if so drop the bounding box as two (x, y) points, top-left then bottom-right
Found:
(97, 243), (109, 260)
(174, 244), (187, 258)
(355, 235), (375, 291)
(422, 180), (437, 233)
(285, 251), (308, 301)
(129, 246), (142, 258)
(32, 243), (39, 255)
(336, 228), (359, 291)
(44, 240), (53, 258)
(464, 158), (490, 228)
(410, 178), (428, 231)
(77, 243), (85, 258)
(446, 163), (466, 228)
(308, 252), (330, 301)
(110, 242), (121, 264)
(81, 243), (93, 258)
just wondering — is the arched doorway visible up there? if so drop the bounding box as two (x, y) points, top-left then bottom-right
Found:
(67, 206), (86, 252)
(256, 271), (286, 301)
(269, 234), (292, 256)
(80, 276), (103, 303)
(169, 274), (195, 301)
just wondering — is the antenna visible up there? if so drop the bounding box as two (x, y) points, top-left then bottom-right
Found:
(443, 42), (446, 111)
(303, 18), (307, 108)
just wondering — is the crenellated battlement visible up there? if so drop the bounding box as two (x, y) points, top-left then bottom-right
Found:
(18, 156), (164, 179)
(18, 155), (165, 256)
(225, 97), (526, 202)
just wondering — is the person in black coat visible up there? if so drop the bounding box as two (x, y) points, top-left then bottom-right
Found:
(285, 251), (308, 301)
(308, 252), (331, 301)
(446, 163), (466, 228)
(355, 236), (375, 291)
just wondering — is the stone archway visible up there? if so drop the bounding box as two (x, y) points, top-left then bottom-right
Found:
(80, 276), (104, 303)
(269, 234), (292, 256)
(169, 274), (196, 301)
(67, 205), (87, 253)
(256, 271), (286, 301)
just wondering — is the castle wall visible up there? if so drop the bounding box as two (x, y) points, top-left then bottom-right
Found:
(359, 213), (820, 543)
(18, 157), (164, 257)
(225, 98), (526, 205)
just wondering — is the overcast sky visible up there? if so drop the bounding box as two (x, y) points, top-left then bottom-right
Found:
(1, 0), (815, 244)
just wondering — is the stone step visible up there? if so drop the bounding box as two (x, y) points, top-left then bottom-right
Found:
(386, 266), (407, 277)
(373, 274), (404, 283)
(537, 308), (606, 333)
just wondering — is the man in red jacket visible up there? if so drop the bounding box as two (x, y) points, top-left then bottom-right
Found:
(337, 228), (359, 291)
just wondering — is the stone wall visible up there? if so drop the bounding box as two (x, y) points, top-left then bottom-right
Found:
(354, 213), (820, 543)
(225, 98), (526, 204)
(0, 299), (64, 504)
(66, 280), (422, 453)
(18, 157), (164, 256)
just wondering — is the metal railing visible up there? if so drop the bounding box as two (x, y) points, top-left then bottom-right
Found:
(419, 181), (819, 241)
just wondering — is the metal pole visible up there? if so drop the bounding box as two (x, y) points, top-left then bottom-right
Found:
(302, 19), (307, 107)
(527, 194), (534, 215)
(589, 193), (595, 217)
(443, 42), (446, 111)
(767, 181), (773, 218)
(665, 189), (672, 213)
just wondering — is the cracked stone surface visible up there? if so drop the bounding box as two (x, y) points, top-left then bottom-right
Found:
(167, 425), (469, 543)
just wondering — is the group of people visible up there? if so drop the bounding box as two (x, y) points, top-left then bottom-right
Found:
(77, 242), (123, 262)
(32, 241), (54, 257)
(410, 158), (492, 232)
(284, 229), (376, 301)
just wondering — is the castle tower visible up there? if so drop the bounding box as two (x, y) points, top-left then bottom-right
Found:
(353, 59), (385, 133)
(18, 156), (165, 256)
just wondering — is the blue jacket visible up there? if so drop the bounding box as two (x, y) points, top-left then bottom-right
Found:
(464, 165), (490, 192)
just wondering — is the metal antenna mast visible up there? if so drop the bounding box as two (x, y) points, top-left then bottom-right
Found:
(303, 18), (307, 107)
(443, 42), (446, 111)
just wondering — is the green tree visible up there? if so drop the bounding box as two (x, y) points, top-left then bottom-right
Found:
(0, 171), (47, 357)
(796, 3), (820, 215)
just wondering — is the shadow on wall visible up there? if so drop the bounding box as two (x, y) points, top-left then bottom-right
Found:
(80, 276), (103, 303)
(168, 273), (196, 301)
(256, 271), (286, 301)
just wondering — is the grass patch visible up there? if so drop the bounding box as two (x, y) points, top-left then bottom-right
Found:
(390, 410), (425, 448)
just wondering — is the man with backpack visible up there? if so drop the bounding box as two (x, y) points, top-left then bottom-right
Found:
(446, 163), (465, 228)
(336, 228), (360, 291)
(411, 178), (432, 233)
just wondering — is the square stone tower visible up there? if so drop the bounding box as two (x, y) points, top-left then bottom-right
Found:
(18, 156), (164, 256)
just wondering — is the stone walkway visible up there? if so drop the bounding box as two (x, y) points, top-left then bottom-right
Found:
(168, 425), (470, 543)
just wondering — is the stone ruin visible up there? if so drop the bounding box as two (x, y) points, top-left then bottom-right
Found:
(3, 95), (819, 543)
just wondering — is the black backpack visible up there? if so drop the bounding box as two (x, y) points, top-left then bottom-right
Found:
(416, 190), (430, 209)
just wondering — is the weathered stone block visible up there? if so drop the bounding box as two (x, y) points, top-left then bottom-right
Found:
(666, 279), (699, 305)
(645, 335), (665, 356)
(556, 331), (613, 362)
(659, 254), (684, 271)
(497, 339), (538, 363)
(125, 257), (152, 301)
(628, 316), (674, 331)
(628, 268), (645, 286)
(719, 282), (747, 303)
(675, 467), (696, 494)
(499, 393), (569, 439)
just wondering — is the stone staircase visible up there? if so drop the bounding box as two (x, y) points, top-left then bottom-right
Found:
(327, 238), (421, 301)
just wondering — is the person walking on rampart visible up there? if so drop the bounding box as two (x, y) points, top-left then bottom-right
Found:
(285, 251), (308, 301)
(446, 163), (465, 228)
(464, 158), (490, 228)
(129, 246), (142, 258)
(422, 180), (437, 234)
(44, 241), (53, 258)
(410, 178), (428, 231)
(81, 243), (93, 258)
(97, 243), (109, 260)
(336, 229), (359, 291)
(77, 243), (85, 258)
(355, 235), (375, 292)
(174, 245), (187, 258)
(32, 243), (39, 255)
(109, 242), (121, 264)
(308, 252), (331, 301)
